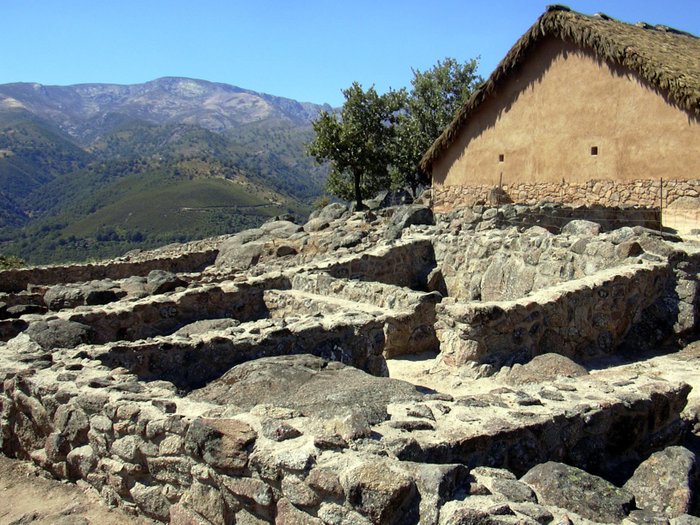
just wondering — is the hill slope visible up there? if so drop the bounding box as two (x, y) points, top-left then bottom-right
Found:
(0, 108), (90, 200)
(0, 78), (331, 264)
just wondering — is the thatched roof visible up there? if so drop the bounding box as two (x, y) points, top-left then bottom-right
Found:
(420, 5), (700, 173)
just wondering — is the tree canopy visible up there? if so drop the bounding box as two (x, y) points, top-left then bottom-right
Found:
(392, 57), (481, 193)
(308, 57), (482, 207)
(307, 82), (405, 209)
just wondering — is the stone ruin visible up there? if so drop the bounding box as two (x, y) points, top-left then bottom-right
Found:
(1, 201), (699, 524)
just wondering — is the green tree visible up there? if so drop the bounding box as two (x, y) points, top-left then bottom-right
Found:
(391, 57), (482, 194)
(307, 82), (406, 209)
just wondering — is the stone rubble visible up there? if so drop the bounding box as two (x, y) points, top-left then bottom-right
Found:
(0, 201), (699, 524)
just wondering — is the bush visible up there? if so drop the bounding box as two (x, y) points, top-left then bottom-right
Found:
(0, 254), (25, 270)
(313, 194), (332, 211)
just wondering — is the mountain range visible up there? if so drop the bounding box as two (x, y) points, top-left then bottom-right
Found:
(0, 77), (332, 264)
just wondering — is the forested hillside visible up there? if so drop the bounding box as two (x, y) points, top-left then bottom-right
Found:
(0, 78), (330, 264)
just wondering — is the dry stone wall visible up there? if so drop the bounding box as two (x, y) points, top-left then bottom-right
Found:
(433, 178), (700, 212)
(384, 372), (690, 480)
(316, 238), (436, 289)
(58, 275), (290, 345)
(91, 314), (389, 388)
(436, 263), (672, 373)
(0, 344), (691, 524)
(272, 273), (441, 357)
(436, 201), (661, 233)
(432, 223), (647, 302)
(1, 201), (699, 524)
(0, 250), (218, 293)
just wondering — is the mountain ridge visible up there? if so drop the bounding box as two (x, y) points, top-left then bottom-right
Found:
(0, 77), (333, 141)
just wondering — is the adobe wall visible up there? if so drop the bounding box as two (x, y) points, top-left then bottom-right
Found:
(431, 38), (700, 189)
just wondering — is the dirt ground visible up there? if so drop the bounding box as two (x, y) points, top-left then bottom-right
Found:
(0, 455), (155, 525)
(664, 211), (700, 235)
(387, 343), (700, 407)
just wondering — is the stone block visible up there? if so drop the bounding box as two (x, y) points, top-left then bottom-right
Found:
(521, 461), (634, 523)
(184, 418), (256, 473)
(624, 446), (698, 518)
(342, 460), (418, 524)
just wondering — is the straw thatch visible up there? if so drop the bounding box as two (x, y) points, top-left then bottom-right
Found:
(420, 5), (700, 173)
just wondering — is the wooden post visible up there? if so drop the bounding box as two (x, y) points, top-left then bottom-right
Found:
(659, 177), (663, 232)
(561, 177), (565, 204)
(497, 172), (503, 212)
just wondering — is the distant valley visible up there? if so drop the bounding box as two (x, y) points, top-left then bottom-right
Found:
(0, 77), (332, 264)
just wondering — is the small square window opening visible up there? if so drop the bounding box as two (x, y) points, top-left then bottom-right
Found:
(590, 146), (598, 156)
(498, 154), (505, 162)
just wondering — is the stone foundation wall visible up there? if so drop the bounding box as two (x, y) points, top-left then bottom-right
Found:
(61, 274), (290, 344)
(0, 366), (689, 523)
(435, 263), (671, 373)
(672, 251), (700, 336)
(93, 314), (389, 388)
(266, 274), (442, 358)
(432, 225), (644, 302)
(391, 378), (690, 479)
(291, 271), (436, 311)
(627, 246), (700, 345)
(317, 239), (436, 289)
(0, 291), (44, 308)
(0, 250), (218, 293)
(436, 203), (661, 233)
(433, 178), (700, 214)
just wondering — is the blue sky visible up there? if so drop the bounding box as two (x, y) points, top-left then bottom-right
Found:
(3, 1), (699, 106)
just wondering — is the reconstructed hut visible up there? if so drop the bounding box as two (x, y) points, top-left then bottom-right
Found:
(421, 5), (700, 215)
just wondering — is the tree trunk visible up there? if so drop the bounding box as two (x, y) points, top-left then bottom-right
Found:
(353, 172), (365, 210)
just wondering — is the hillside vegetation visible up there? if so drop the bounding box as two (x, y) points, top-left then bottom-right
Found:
(0, 78), (330, 264)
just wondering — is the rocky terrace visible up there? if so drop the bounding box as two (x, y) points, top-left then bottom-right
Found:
(1, 202), (699, 524)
